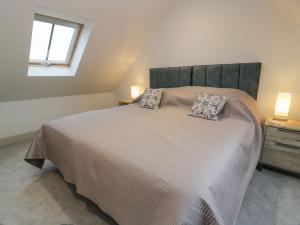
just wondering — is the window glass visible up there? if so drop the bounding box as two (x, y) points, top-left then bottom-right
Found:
(48, 25), (75, 62)
(29, 21), (52, 61)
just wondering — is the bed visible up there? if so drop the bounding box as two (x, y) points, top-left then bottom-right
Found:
(25, 62), (262, 225)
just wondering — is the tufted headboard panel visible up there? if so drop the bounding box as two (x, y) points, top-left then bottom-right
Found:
(150, 62), (261, 99)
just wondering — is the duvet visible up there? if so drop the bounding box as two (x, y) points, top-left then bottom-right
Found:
(25, 86), (262, 225)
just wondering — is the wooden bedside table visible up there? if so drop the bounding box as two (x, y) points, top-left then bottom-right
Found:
(261, 117), (300, 175)
(118, 98), (133, 106)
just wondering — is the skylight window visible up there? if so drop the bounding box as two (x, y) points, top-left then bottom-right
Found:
(29, 14), (82, 66)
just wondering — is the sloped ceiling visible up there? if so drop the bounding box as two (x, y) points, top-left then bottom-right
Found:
(266, 0), (300, 28)
(0, 0), (170, 102)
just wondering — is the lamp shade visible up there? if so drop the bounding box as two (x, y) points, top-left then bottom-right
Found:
(131, 86), (140, 99)
(274, 92), (291, 121)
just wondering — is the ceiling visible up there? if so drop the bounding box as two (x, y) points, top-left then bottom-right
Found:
(266, 0), (300, 28)
(0, 0), (170, 102)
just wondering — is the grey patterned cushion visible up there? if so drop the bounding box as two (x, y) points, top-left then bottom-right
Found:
(189, 93), (227, 120)
(140, 88), (163, 109)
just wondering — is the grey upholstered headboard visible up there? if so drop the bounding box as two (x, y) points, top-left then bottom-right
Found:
(150, 62), (261, 99)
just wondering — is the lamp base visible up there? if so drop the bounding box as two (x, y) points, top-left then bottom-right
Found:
(273, 116), (288, 122)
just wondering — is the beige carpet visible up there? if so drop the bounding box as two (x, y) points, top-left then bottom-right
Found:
(0, 141), (299, 225)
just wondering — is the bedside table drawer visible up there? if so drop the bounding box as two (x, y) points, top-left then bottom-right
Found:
(262, 141), (300, 173)
(264, 140), (300, 154)
(265, 136), (300, 148)
(266, 126), (300, 141)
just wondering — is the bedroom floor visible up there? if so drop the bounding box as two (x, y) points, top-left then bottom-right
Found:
(0, 142), (299, 225)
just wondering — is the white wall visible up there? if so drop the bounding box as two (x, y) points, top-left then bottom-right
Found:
(0, 92), (115, 139)
(115, 0), (300, 120)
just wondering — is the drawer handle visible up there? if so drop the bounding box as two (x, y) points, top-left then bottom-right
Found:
(278, 128), (300, 134)
(275, 142), (300, 150)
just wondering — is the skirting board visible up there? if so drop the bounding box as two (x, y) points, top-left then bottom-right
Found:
(0, 131), (36, 149)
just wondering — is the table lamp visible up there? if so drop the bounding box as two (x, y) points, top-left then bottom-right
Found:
(274, 92), (292, 121)
(131, 86), (140, 99)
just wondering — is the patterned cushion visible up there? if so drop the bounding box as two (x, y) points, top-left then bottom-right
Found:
(140, 88), (163, 109)
(189, 93), (227, 120)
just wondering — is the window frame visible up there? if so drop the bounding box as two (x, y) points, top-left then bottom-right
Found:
(29, 14), (83, 67)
